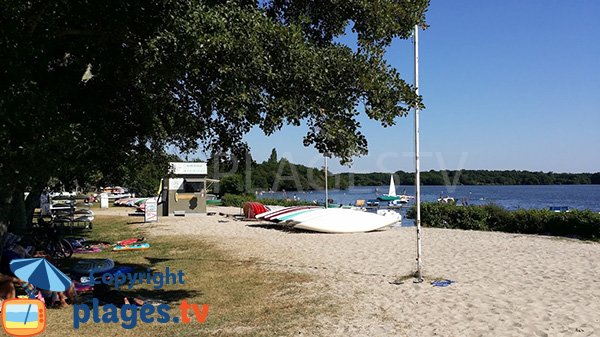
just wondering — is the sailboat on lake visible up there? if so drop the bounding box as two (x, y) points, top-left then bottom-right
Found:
(377, 175), (414, 204)
(377, 176), (400, 202)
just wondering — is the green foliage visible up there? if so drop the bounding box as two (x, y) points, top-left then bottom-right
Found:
(210, 148), (330, 192)
(219, 175), (246, 195)
(407, 203), (600, 240)
(116, 151), (180, 197)
(268, 149), (278, 164)
(221, 194), (257, 208)
(220, 193), (314, 207)
(407, 203), (488, 231)
(141, 0), (427, 162)
(256, 198), (314, 207)
(0, 0), (429, 227)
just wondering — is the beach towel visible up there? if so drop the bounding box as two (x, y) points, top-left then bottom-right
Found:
(431, 279), (455, 287)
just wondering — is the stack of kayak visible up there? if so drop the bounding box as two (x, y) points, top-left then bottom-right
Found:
(256, 206), (400, 233)
(114, 197), (154, 207)
(242, 202), (270, 219)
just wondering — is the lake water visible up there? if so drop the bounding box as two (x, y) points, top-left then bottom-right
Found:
(258, 185), (600, 226)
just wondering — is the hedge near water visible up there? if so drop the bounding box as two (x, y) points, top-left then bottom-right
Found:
(221, 194), (314, 208)
(407, 203), (600, 240)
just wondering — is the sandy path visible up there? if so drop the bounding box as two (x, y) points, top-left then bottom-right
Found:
(103, 206), (600, 336)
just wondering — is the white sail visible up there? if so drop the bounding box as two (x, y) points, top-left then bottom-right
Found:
(388, 176), (397, 197)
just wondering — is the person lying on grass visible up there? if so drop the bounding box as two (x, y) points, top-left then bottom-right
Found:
(0, 273), (19, 302)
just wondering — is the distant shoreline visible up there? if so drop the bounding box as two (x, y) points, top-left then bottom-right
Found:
(332, 170), (600, 187)
(254, 183), (600, 193)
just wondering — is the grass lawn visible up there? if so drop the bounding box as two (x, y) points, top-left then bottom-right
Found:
(37, 215), (332, 336)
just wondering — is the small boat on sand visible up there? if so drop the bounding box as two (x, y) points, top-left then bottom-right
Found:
(289, 208), (399, 233)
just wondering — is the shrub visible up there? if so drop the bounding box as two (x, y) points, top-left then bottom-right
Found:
(219, 175), (245, 195)
(408, 203), (600, 240)
(480, 204), (512, 232)
(257, 198), (315, 207)
(221, 194), (256, 207)
(220, 194), (314, 208)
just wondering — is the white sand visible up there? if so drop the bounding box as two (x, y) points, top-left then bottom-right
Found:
(103, 206), (600, 336)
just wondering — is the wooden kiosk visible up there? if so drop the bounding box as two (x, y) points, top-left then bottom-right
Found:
(162, 162), (217, 216)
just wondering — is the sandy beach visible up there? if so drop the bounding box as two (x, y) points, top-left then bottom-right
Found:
(111, 206), (599, 336)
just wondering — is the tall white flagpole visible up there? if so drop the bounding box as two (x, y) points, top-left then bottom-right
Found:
(414, 24), (423, 282)
(324, 155), (329, 208)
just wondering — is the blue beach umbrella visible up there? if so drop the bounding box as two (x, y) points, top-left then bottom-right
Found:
(10, 258), (72, 294)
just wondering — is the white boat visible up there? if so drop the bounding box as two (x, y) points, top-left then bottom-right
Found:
(281, 208), (343, 224)
(272, 208), (322, 222)
(254, 206), (284, 219)
(50, 191), (76, 198)
(438, 196), (455, 204)
(398, 188), (415, 203)
(107, 193), (132, 200)
(388, 195), (412, 206)
(256, 206), (316, 220)
(376, 209), (402, 222)
(285, 208), (399, 233)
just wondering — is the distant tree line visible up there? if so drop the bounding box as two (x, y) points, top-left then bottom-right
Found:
(207, 149), (600, 195)
(336, 170), (600, 187)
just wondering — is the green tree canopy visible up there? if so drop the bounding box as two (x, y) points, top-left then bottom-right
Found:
(0, 0), (429, 227)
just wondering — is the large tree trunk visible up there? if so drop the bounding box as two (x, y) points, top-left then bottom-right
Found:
(0, 221), (6, 256)
(0, 221), (8, 252)
(9, 188), (27, 234)
(0, 192), (11, 253)
(24, 189), (42, 227)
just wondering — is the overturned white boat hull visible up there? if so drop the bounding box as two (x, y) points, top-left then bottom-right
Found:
(286, 209), (399, 233)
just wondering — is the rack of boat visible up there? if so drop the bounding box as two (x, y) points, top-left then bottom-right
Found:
(252, 205), (401, 233)
(46, 197), (94, 229)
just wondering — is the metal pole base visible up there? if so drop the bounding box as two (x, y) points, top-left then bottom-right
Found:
(413, 270), (424, 283)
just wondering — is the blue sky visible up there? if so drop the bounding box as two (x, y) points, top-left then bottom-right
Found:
(213, 1), (600, 173)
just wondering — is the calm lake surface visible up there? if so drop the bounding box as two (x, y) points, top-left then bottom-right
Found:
(258, 185), (600, 226)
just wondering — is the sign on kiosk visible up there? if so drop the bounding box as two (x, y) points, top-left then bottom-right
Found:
(169, 162), (207, 175)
